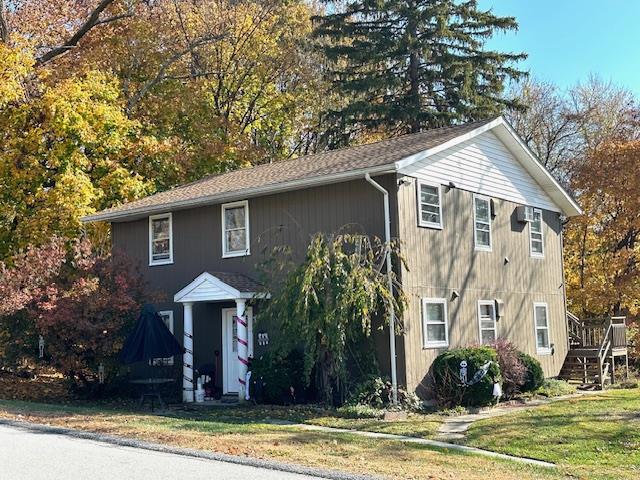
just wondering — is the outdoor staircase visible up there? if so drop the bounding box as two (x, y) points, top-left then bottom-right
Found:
(560, 312), (629, 389)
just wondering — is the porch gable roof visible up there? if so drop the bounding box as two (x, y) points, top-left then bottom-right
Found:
(173, 271), (266, 303)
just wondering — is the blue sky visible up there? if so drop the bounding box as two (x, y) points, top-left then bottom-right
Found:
(477, 1), (640, 95)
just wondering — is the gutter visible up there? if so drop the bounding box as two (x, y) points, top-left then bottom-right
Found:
(364, 173), (398, 405)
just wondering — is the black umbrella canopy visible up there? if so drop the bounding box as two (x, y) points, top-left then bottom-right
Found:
(120, 304), (183, 364)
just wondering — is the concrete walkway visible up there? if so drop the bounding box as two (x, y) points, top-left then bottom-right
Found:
(435, 391), (600, 441)
(274, 421), (556, 468)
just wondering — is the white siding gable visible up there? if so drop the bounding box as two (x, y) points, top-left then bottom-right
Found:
(398, 130), (559, 212)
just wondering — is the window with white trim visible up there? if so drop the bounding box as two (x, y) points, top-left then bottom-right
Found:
(473, 195), (492, 250)
(149, 213), (173, 265)
(417, 181), (442, 229)
(150, 310), (174, 366)
(534, 303), (551, 354)
(478, 300), (497, 344)
(421, 298), (448, 348)
(529, 208), (544, 257)
(222, 200), (250, 257)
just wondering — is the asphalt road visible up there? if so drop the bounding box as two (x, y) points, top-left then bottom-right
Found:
(0, 423), (323, 480)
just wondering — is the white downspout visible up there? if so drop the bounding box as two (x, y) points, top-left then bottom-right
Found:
(365, 173), (398, 405)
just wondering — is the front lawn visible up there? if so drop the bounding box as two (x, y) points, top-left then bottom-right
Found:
(0, 399), (561, 480)
(464, 389), (640, 480)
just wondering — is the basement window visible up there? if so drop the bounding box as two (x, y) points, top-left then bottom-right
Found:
(534, 303), (551, 354)
(149, 213), (173, 266)
(417, 181), (443, 229)
(222, 200), (250, 258)
(422, 298), (449, 348)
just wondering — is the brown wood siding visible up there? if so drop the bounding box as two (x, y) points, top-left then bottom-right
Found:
(112, 175), (405, 384)
(396, 176), (568, 396)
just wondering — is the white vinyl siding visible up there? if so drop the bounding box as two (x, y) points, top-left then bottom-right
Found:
(473, 195), (492, 250)
(417, 181), (443, 229)
(150, 311), (174, 366)
(529, 208), (544, 257)
(399, 131), (558, 213)
(422, 298), (448, 348)
(478, 300), (497, 344)
(149, 213), (173, 266)
(534, 303), (551, 354)
(222, 200), (250, 258)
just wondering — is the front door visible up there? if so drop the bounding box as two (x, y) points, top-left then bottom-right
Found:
(222, 308), (253, 394)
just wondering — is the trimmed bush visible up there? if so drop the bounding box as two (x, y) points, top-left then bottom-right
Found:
(432, 346), (500, 407)
(518, 352), (544, 392)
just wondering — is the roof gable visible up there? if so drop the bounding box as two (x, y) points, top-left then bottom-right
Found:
(397, 130), (558, 212)
(173, 272), (265, 303)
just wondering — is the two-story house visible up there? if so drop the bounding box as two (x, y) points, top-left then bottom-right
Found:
(84, 116), (582, 401)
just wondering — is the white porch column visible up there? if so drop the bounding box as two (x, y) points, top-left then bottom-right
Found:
(182, 302), (195, 403)
(235, 299), (249, 402)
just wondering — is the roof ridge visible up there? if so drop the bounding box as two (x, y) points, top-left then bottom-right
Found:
(168, 119), (497, 193)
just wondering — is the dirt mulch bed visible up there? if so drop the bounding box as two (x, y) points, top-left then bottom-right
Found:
(0, 369), (71, 403)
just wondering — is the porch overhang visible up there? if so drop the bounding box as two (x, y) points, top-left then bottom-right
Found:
(173, 271), (268, 303)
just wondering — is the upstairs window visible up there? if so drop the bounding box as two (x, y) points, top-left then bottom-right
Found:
(149, 213), (173, 266)
(150, 311), (174, 366)
(417, 181), (442, 229)
(222, 200), (250, 257)
(529, 208), (544, 257)
(478, 300), (497, 344)
(422, 298), (448, 348)
(473, 195), (492, 250)
(534, 303), (551, 354)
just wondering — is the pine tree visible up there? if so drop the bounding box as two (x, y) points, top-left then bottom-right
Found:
(314, 0), (526, 141)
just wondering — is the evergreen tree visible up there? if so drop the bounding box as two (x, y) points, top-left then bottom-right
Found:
(314, 0), (526, 141)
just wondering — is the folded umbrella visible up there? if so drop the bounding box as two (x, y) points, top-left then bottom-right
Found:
(120, 304), (183, 364)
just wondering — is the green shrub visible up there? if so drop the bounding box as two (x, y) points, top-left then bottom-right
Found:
(518, 352), (545, 392)
(250, 349), (306, 404)
(432, 346), (500, 407)
(346, 375), (423, 412)
(535, 379), (576, 397)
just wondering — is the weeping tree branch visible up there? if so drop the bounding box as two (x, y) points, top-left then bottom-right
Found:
(36, 0), (132, 66)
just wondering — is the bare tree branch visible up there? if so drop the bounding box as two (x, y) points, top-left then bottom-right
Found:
(35, 0), (127, 66)
(0, 0), (9, 44)
(126, 34), (224, 112)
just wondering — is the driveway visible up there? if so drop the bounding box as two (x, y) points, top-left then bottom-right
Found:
(0, 423), (325, 480)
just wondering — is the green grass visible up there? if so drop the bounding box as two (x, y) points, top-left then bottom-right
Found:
(0, 399), (561, 480)
(465, 389), (640, 480)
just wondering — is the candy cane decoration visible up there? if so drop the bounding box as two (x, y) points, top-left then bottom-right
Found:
(183, 302), (195, 402)
(236, 299), (249, 401)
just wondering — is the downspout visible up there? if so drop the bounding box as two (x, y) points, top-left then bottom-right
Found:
(365, 173), (398, 405)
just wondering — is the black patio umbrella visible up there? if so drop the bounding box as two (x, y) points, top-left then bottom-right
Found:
(120, 304), (183, 364)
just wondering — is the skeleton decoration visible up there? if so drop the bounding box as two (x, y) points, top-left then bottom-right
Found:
(98, 363), (105, 384)
(458, 360), (494, 386)
(459, 360), (468, 385)
(38, 335), (45, 359)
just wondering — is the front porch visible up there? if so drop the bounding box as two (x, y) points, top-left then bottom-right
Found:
(173, 272), (267, 403)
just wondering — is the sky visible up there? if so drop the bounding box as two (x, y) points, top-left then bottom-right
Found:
(477, 0), (640, 95)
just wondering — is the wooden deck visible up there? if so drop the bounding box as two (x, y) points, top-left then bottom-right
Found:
(560, 313), (629, 389)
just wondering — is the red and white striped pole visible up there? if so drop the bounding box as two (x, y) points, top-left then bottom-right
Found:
(235, 299), (249, 402)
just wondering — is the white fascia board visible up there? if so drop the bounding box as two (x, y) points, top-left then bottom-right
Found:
(82, 164), (396, 223)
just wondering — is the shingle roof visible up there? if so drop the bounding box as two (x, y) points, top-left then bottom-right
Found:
(208, 272), (262, 293)
(83, 119), (495, 222)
